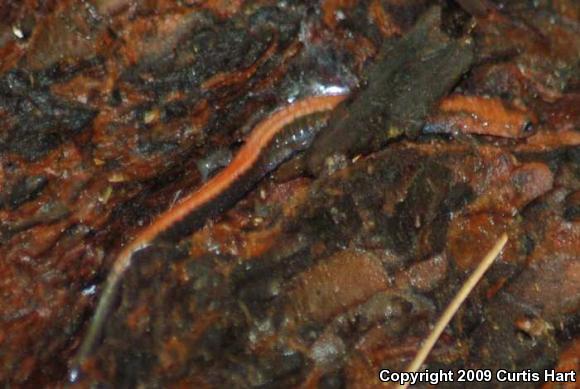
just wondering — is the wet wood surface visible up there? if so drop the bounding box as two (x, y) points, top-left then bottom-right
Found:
(0, 1), (578, 386)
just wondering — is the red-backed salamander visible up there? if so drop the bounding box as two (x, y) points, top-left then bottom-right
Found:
(74, 94), (348, 368)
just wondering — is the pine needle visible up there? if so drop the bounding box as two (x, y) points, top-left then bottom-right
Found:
(401, 233), (508, 388)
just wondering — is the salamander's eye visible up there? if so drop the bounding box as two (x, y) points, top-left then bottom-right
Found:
(522, 121), (534, 134)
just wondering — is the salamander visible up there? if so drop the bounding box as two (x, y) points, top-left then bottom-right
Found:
(73, 94), (348, 367)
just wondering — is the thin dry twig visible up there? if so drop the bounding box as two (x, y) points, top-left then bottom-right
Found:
(401, 233), (509, 389)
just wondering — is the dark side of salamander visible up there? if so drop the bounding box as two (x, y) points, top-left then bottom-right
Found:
(305, 6), (474, 176)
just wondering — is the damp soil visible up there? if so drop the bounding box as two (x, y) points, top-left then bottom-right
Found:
(0, 0), (578, 387)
